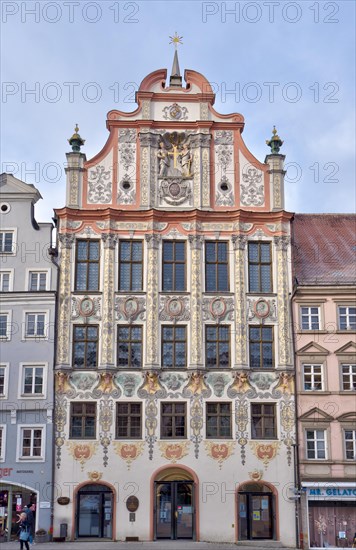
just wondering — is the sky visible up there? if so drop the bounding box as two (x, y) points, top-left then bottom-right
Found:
(1, 0), (355, 222)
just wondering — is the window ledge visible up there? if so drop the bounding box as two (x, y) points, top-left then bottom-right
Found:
(336, 330), (356, 334)
(20, 394), (46, 399)
(297, 330), (326, 334)
(300, 391), (331, 395)
(72, 291), (102, 295)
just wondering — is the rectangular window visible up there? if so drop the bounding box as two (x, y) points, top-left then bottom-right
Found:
(0, 272), (10, 292)
(303, 364), (323, 391)
(29, 272), (47, 291)
(162, 241), (186, 291)
(75, 240), (100, 291)
(117, 326), (142, 368)
(161, 402), (186, 439)
(344, 430), (356, 460)
(206, 402), (232, 439)
(306, 429), (326, 459)
(20, 427), (43, 458)
(341, 364), (356, 390)
(162, 325), (187, 368)
(25, 313), (46, 337)
(249, 326), (274, 369)
(116, 403), (142, 439)
(300, 306), (320, 330)
(0, 426), (4, 460)
(119, 240), (143, 291)
(0, 367), (5, 396)
(70, 402), (96, 439)
(206, 325), (230, 368)
(0, 314), (9, 339)
(251, 404), (277, 439)
(248, 242), (272, 293)
(73, 325), (98, 368)
(205, 241), (229, 292)
(0, 232), (13, 253)
(22, 366), (44, 395)
(338, 306), (356, 330)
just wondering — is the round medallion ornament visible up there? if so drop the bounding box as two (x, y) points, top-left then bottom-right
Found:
(254, 299), (270, 319)
(57, 497), (70, 506)
(79, 297), (94, 317)
(124, 298), (139, 317)
(126, 496), (139, 512)
(210, 298), (226, 319)
(169, 182), (181, 197)
(166, 298), (183, 317)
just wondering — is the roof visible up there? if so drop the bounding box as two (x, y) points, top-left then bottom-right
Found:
(292, 214), (356, 286)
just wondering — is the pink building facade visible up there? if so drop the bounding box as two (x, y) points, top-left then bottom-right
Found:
(292, 215), (356, 549)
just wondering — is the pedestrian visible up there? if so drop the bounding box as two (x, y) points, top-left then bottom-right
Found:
(23, 503), (35, 545)
(17, 512), (30, 550)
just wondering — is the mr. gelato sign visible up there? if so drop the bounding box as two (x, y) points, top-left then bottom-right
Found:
(307, 486), (356, 499)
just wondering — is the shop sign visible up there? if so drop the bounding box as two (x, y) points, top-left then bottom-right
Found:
(307, 487), (356, 499)
(0, 467), (13, 479)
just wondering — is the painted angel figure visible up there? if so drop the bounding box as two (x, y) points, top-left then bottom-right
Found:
(157, 141), (170, 176)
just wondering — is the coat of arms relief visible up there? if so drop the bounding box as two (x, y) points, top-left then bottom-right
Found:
(157, 131), (194, 206)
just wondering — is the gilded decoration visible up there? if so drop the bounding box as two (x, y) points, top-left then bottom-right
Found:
(145, 400), (158, 460)
(232, 235), (247, 367)
(234, 397), (250, 465)
(280, 400), (296, 466)
(190, 397), (204, 458)
(275, 372), (294, 395)
(67, 442), (98, 471)
(249, 442), (281, 469)
(202, 296), (234, 322)
(159, 442), (190, 463)
(55, 371), (72, 394)
(88, 471), (102, 482)
(115, 296), (146, 322)
(249, 469), (264, 482)
(71, 295), (101, 320)
(229, 372), (252, 395)
(113, 442), (145, 470)
(183, 372), (210, 397)
(188, 235), (203, 367)
(205, 442), (236, 469)
(139, 371), (163, 396)
(159, 296), (190, 322)
(99, 399), (114, 467)
(88, 165), (112, 204)
(114, 373), (141, 397)
(206, 373), (229, 397)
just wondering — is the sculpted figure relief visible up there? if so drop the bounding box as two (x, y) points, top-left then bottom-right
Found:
(157, 142), (170, 176)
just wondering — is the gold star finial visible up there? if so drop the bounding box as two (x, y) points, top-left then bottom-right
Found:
(169, 32), (183, 50)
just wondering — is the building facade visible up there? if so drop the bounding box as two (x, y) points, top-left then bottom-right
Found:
(292, 214), (356, 549)
(0, 173), (57, 541)
(53, 58), (297, 546)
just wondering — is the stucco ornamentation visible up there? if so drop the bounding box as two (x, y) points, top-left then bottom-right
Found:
(205, 442), (236, 469)
(113, 442), (145, 470)
(162, 103), (188, 121)
(118, 174), (136, 204)
(99, 399), (113, 467)
(159, 296), (190, 322)
(159, 177), (192, 205)
(115, 296), (146, 322)
(119, 129), (136, 143)
(119, 143), (135, 172)
(145, 234), (161, 366)
(160, 373), (186, 394)
(249, 372), (278, 391)
(145, 400), (158, 460)
(274, 236), (292, 366)
(88, 471), (103, 482)
(216, 176), (234, 206)
(67, 442), (98, 471)
(159, 442), (190, 463)
(114, 373), (141, 397)
(247, 298), (277, 322)
(188, 235), (203, 367)
(71, 296), (101, 320)
(202, 296), (234, 322)
(249, 469), (264, 482)
(240, 167), (264, 207)
(206, 373), (229, 397)
(249, 442), (281, 469)
(88, 165), (112, 204)
(69, 372), (98, 391)
(214, 130), (234, 145)
(232, 234), (247, 367)
(190, 397), (204, 459)
(183, 372), (210, 397)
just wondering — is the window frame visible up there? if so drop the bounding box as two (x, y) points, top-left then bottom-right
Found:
(0, 229), (16, 255)
(300, 305), (321, 331)
(17, 425), (46, 462)
(0, 311), (12, 341)
(249, 325), (274, 369)
(251, 403), (277, 440)
(204, 240), (229, 293)
(162, 240), (186, 292)
(305, 428), (327, 460)
(72, 324), (99, 369)
(344, 429), (356, 460)
(302, 364), (324, 391)
(248, 241), (272, 293)
(118, 240), (143, 292)
(0, 364), (9, 399)
(341, 364), (356, 391)
(117, 325), (143, 368)
(24, 311), (47, 339)
(69, 402), (97, 440)
(206, 402), (232, 439)
(74, 239), (100, 292)
(205, 324), (231, 368)
(115, 402), (142, 439)
(19, 363), (47, 399)
(338, 306), (356, 330)
(160, 402), (187, 439)
(0, 424), (6, 462)
(0, 269), (13, 292)
(161, 325), (187, 368)
(27, 269), (50, 292)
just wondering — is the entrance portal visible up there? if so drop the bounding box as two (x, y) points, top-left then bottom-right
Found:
(238, 482), (275, 540)
(76, 484), (113, 538)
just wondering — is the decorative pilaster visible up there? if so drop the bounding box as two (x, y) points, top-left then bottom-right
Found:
(188, 235), (204, 368)
(145, 234), (161, 368)
(100, 234), (118, 369)
(232, 235), (248, 368)
(274, 236), (292, 367)
(56, 234), (75, 368)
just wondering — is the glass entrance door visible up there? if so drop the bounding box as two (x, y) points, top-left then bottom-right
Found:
(77, 485), (113, 538)
(239, 492), (273, 540)
(155, 481), (194, 540)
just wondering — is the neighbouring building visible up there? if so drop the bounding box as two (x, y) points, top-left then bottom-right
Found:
(0, 173), (57, 541)
(292, 214), (356, 549)
(53, 53), (297, 546)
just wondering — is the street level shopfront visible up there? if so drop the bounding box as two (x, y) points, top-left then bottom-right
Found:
(301, 483), (356, 548)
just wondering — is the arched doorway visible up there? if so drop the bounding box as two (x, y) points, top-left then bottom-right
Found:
(76, 483), (113, 539)
(153, 467), (196, 541)
(238, 482), (276, 541)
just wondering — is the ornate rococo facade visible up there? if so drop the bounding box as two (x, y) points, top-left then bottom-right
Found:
(53, 60), (296, 545)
